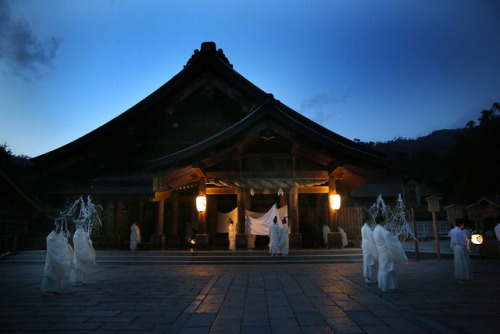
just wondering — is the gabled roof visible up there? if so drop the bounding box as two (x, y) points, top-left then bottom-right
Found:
(32, 42), (267, 166)
(148, 96), (386, 190)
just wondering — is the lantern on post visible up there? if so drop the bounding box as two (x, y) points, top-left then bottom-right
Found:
(196, 195), (206, 212)
(329, 194), (341, 210)
(425, 195), (442, 261)
(471, 234), (483, 245)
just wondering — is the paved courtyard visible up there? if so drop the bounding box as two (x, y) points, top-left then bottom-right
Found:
(1, 258), (499, 333)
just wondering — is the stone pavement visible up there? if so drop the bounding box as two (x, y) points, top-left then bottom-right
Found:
(1, 258), (499, 333)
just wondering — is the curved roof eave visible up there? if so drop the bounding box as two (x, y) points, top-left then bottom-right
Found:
(147, 97), (387, 172)
(32, 43), (267, 165)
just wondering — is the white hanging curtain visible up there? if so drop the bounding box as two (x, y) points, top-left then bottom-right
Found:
(246, 204), (288, 236)
(216, 204), (289, 235)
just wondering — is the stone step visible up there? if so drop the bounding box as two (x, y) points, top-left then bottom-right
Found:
(1, 249), (363, 265)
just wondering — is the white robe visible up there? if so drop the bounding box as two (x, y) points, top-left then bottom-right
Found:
(361, 223), (378, 282)
(228, 223), (236, 251)
(41, 231), (74, 294)
(269, 223), (281, 255)
(450, 226), (472, 281)
(279, 223), (289, 255)
(322, 225), (330, 246)
(70, 228), (96, 284)
(372, 224), (408, 292)
(130, 223), (141, 251)
(339, 227), (348, 248)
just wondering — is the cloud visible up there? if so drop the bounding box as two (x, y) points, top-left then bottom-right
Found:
(299, 90), (351, 125)
(0, 1), (61, 76)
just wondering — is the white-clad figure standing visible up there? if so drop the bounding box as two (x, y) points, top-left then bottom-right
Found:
(450, 219), (473, 284)
(322, 224), (330, 249)
(130, 222), (141, 251)
(228, 218), (236, 251)
(41, 230), (74, 295)
(269, 216), (281, 256)
(372, 213), (408, 292)
(70, 227), (96, 285)
(279, 217), (289, 256)
(361, 222), (378, 284)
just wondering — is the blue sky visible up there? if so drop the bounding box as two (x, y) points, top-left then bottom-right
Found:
(1, 0), (499, 158)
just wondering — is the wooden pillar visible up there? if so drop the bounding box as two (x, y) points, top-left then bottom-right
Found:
(208, 195), (217, 247)
(167, 191), (180, 248)
(328, 177), (338, 229)
(152, 199), (166, 249)
(236, 187), (247, 249)
(288, 187), (302, 248)
(327, 177), (342, 248)
(195, 178), (209, 249)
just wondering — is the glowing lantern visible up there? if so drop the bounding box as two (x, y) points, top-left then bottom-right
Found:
(471, 234), (483, 245)
(330, 194), (341, 210)
(196, 195), (207, 212)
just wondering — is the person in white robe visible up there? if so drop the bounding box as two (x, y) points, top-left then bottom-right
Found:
(279, 218), (289, 256)
(228, 218), (236, 251)
(372, 214), (408, 292)
(269, 216), (281, 256)
(361, 222), (378, 284)
(41, 230), (74, 295)
(130, 222), (141, 251)
(339, 227), (348, 248)
(450, 219), (472, 284)
(322, 224), (330, 249)
(495, 220), (500, 241)
(70, 228), (96, 285)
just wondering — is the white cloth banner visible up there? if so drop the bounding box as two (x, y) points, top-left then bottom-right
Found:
(216, 204), (288, 235)
(246, 204), (288, 236)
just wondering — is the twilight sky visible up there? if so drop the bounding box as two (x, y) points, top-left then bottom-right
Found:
(1, 0), (499, 158)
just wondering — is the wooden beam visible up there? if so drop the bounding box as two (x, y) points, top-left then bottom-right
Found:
(206, 187), (236, 195)
(152, 189), (173, 202)
(297, 186), (329, 194)
(205, 170), (329, 179)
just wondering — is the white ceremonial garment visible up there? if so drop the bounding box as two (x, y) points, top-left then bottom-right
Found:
(41, 231), (74, 294)
(279, 223), (289, 255)
(322, 225), (330, 247)
(269, 223), (281, 255)
(130, 223), (141, 251)
(339, 227), (348, 248)
(70, 228), (96, 285)
(495, 223), (500, 241)
(450, 226), (472, 282)
(361, 223), (378, 283)
(372, 224), (408, 292)
(228, 223), (236, 251)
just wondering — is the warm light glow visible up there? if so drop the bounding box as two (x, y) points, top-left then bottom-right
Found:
(471, 234), (483, 245)
(190, 238), (196, 245)
(330, 194), (341, 210)
(196, 195), (206, 212)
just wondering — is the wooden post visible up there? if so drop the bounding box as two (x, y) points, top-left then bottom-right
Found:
(288, 187), (302, 248)
(236, 187), (247, 249)
(167, 190), (180, 248)
(157, 199), (164, 235)
(411, 207), (419, 261)
(431, 211), (441, 261)
(195, 179), (208, 249)
(328, 177), (337, 229)
(425, 195), (442, 261)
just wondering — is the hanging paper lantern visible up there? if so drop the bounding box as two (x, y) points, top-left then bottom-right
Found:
(196, 195), (206, 212)
(329, 194), (341, 210)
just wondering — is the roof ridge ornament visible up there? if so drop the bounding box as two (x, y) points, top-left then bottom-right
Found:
(184, 42), (233, 68)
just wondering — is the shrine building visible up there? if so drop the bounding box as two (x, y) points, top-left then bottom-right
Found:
(32, 42), (386, 250)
